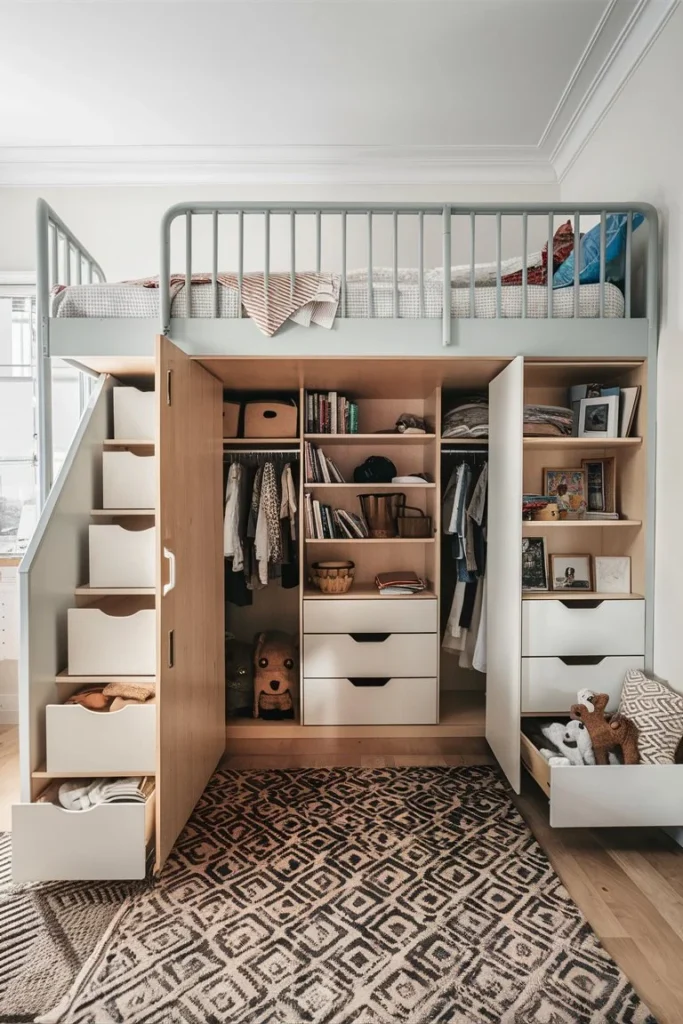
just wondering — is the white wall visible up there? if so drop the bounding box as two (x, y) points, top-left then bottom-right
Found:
(560, 4), (683, 692)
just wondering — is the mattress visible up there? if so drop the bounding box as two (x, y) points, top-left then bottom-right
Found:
(51, 280), (625, 320)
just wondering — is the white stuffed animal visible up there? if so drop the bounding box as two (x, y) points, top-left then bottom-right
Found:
(539, 720), (596, 766)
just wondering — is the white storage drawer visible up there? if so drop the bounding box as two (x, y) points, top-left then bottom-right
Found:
(521, 656), (645, 714)
(102, 451), (156, 509)
(12, 791), (155, 881)
(68, 607), (156, 676)
(46, 703), (156, 774)
(522, 599), (644, 657)
(303, 599), (437, 635)
(89, 524), (155, 588)
(113, 387), (155, 440)
(304, 677), (438, 726)
(304, 632), (437, 679)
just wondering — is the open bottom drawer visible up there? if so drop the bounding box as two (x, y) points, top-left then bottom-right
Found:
(12, 789), (155, 881)
(520, 732), (683, 828)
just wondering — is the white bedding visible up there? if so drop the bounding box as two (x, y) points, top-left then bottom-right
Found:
(52, 280), (624, 320)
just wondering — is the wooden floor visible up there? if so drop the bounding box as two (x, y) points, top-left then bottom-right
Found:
(1, 729), (682, 1023)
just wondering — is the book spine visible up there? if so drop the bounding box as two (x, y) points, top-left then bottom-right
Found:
(313, 500), (324, 539)
(329, 392), (337, 434)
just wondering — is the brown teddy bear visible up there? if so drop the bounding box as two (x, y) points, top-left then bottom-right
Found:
(253, 631), (298, 720)
(570, 691), (640, 765)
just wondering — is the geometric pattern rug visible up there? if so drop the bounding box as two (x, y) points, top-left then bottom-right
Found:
(38, 766), (656, 1024)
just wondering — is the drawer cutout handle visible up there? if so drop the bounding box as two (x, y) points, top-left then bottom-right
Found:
(349, 633), (390, 643)
(559, 655), (606, 666)
(560, 600), (604, 610)
(347, 677), (391, 687)
(163, 547), (176, 597)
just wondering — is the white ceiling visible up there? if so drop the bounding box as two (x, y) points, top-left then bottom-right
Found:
(0, 0), (677, 184)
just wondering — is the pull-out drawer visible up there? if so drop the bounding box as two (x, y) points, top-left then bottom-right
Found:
(303, 598), (437, 635)
(12, 790), (155, 881)
(68, 607), (156, 676)
(89, 524), (155, 588)
(46, 703), (156, 774)
(113, 387), (155, 440)
(102, 451), (156, 509)
(522, 599), (644, 657)
(521, 733), (683, 828)
(521, 656), (644, 714)
(303, 632), (437, 679)
(303, 677), (438, 726)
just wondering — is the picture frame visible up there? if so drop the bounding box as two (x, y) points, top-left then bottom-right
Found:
(594, 556), (631, 594)
(581, 457), (616, 514)
(543, 468), (587, 517)
(578, 395), (619, 439)
(550, 554), (592, 591)
(521, 537), (548, 591)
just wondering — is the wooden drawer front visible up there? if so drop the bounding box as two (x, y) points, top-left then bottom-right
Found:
(303, 633), (437, 679)
(12, 792), (155, 881)
(113, 387), (155, 440)
(46, 704), (156, 774)
(89, 525), (155, 588)
(521, 600), (644, 657)
(102, 452), (156, 509)
(521, 656), (645, 714)
(68, 608), (156, 676)
(303, 599), (437, 635)
(303, 677), (438, 726)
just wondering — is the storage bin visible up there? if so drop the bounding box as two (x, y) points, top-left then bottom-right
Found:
(521, 599), (644, 657)
(303, 677), (438, 726)
(113, 387), (155, 441)
(102, 451), (156, 509)
(521, 655), (645, 714)
(244, 400), (298, 438)
(46, 703), (156, 774)
(67, 607), (156, 675)
(303, 598), (437, 634)
(223, 401), (240, 438)
(89, 524), (155, 588)
(304, 632), (437, 679)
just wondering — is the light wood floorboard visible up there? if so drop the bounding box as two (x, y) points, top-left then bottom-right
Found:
(0, 725), (20, 832)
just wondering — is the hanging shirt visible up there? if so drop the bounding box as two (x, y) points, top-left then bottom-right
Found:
(223, 463), (243, 567)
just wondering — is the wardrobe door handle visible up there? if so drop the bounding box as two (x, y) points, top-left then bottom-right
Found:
(347, 677), (391, 687)
(348, 633), (391, 643)
(167, 629), (175, 669)
(560, 600), (603, 610)
(559, 655), (606, 666)
(163, 547), (176, 597)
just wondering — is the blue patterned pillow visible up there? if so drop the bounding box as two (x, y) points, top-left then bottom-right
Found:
(553, 212), (644, 288)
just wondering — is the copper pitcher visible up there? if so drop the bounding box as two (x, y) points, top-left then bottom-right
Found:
(358, 493), (406, 538)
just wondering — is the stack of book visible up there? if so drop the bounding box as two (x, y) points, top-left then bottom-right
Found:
(375, 571), (428, 596)
(305, 391), (359, 434)
(304, 442), (346, 483)
(583, 511), (620, 521)
(304, 495), (369, 539)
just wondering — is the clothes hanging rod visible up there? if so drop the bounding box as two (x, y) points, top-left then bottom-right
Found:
(441, 447), (488, 454)
(223, 448), (300, 455)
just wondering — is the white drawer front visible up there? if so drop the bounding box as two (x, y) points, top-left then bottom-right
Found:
(113, 387), (155, 440)
(12, 793), (154, 881)
(304, 633), (437, 678)
(46, 704), (156, 774)
(303, 677), (438, 726)
(102, 452), (156, 509)
(303, 599), (437, 635)
(89, 524), (155, 588)
(521, 656), (645, 714)
(549, 764), (683, 828)
(522, 600), (644, 657)
(68, 608), (156, 676)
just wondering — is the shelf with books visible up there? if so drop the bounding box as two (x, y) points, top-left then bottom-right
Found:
(522, 520), (642, 529)
(522, 437), (642, 450)
(305, 433), (437, 446)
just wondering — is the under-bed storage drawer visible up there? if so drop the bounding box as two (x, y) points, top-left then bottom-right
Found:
(89, 524), (155, 588)
(12, 790), (155, 881)
(522, 599), (644, 657)
(45, 703), (156, 774)
(303, 599), (437, 635)
(521, 656), (645, 714)
(113, 387), (155, 440)
(303, 633), (437, 679)
(303, 677), (438, 726)
(68, 607), (156, 676)
(102, 451), (156, 509)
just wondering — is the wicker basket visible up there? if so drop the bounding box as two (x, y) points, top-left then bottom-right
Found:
(310, 560), (356, 594)
(396, 506), (432, 538)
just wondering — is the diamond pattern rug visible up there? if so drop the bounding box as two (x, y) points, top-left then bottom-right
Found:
(45, 766), (655, 1023)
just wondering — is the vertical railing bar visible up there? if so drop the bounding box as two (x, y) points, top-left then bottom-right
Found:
(393, 210), (399, 318)
(290, 211), (296, 300)
(367, 212), (373, 317)
(64, 238), (71, 286)
(237, 211), (244, 318)
(185, 211), (192, 319)
(496, 212), (502, 318)
(442, 205), (451, 346)
(50, 224), (58, 287)
(625, 210), (633, 318)
(521, 213), (528, 319)
(547, 212), (553, 319)
(76, 251), (82, 285)
(599, 209), (606, 318)
(212, 210), (219, 317)
(341, 212), (347, 317)
(573, 210), (580, 318)
(316, 211), (321, 274)
(469, 212), (475, 318)
(264, 210), (270, 321)
(86, 261), (92, 285)
(418, 212), (425, 317)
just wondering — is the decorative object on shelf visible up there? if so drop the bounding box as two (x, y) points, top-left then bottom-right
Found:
(543, 468), (587, 517)
(253, 631), (297, 720)
(243, 399), (298, 438)
(569, 384), (602, 435)
(310, 560), (355, 594)
(594, 555), (631, 594)
(619, 386), (641, 437)
(523, 405), (573, 437)
(394, 413), (427, 435)
(358, 492), (405, 538)
(392, 473), (431, 484)
(578, 395), (619, 439)
(537, 720), (596, 766)
(63, 681), (156, 713)
(570, 691), (640, 766)
(353, 456), (397, 484)
(442, 394), (488, 438)
(617, 670), (683, 765)
(375, 571), (427, 595)
(522, 494), (560, 521)
(550, 554), (592, 591)
(225, 635), (254, 718)
(305, 391), (358, 433)
(522, 537), (548, 592)
(581, 457), (616, 513)
(396, 505), (432, 538)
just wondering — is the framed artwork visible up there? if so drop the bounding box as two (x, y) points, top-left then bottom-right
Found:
(550, 554), (592, 591)
(581, 457), (616, 513)
(543, 468), (587, 517)
(594, 556), (631, 594)
(578, 395), (619, 439)
(522, 537), (548, 591)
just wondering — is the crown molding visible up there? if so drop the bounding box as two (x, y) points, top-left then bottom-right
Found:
(0, 144), (556, 187)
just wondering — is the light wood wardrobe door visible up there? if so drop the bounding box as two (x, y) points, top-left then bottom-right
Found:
(486, 356), (523, 792)
(155, 335), (225, 872)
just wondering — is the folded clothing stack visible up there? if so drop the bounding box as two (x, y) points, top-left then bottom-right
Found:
(38, 776), (154, 811)
(65, 681), (155, 713)
(523, 405), (573, 437)
(375, 571), (427, 596)
(442, 395), (489, 438)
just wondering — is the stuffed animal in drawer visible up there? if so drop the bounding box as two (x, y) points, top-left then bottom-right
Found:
(225, 635), (255, 719)
(253, 631), (297, 720)
(570, 689), (640, 765)
(538, 720), (596, 766)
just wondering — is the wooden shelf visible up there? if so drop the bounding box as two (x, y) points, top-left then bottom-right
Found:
(75, 586), (155, 597)
(305, 433), (436, 446)
(440, 438), (489, 447)
(523, 437), (642, 449)
(90, 509), (155, 517)
(304, 582), (436, 600)
(103, 440), (155, 449)
(223, 437), (299, 445)
(522, 519), (641, 529)
(55, 671), (156, 685)
(32, 766), (155, 780)
(304, 482), (435, 490)
(523, 592), (644, 601)
(306, 537), (435, 544)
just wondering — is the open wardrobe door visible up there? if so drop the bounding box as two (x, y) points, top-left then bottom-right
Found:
(486, 356), (523, 792)
(155, 335), (225, 872)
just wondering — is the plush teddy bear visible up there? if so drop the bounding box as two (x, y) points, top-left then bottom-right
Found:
(253, 631), (298, 720)
(225, 635), (254, 719)
(539, 720), (596, 766)
(570, 691), (640, 765)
